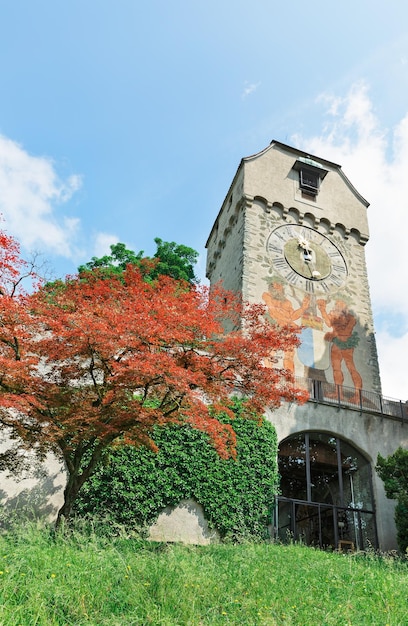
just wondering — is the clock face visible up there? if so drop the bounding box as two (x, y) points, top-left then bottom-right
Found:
(266, 224), (347, 293)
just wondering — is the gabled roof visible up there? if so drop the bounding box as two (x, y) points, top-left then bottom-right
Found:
(206, 140), (369, 248)
(251, 140), (369, 207)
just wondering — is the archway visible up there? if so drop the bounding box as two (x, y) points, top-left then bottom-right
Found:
(275, 432), (378, 550)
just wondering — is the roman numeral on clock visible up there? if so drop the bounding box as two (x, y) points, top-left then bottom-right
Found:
(268, 244), (282, 254)
(274, 230), (285, 241)
(273, 258), (287, 270)
(330, 275), (343, 287)
(285, 270), (299, 285)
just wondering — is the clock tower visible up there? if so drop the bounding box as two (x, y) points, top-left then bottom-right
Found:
(206, 141), (380, 393)
(206, 140), (407, 551)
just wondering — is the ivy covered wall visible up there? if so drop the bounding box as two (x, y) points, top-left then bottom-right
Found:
(74, 403), (279, 541)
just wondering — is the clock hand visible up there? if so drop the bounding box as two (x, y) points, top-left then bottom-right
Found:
(302, 246), (321, 279)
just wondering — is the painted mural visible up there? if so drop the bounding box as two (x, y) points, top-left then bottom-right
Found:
(317, 299), (362, 391)
(262, 281), (309, 373)
(262, 281), (363, 392)
(261, 222), (366, 392)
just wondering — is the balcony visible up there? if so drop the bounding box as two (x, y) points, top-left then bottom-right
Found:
(295, 377), (408, 423)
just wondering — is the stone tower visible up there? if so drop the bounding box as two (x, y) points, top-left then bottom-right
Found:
(206, 140), (408, 551)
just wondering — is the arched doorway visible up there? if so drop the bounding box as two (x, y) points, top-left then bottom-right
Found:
(275, 432), (378, 550)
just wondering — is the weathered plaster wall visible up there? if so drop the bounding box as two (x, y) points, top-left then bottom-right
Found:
(0, 434), (65, 523)
(148, 499), (219, 545)
(243, 142), (369, 237)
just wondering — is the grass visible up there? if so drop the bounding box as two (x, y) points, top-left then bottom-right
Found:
(0, 521), (407, 625)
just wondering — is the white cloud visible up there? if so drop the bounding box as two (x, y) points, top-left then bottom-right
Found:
(293, 82), (408, 399)
(92, 232), (120, 258)
(376, 331), (408, 400)
(0, 135), (82, 257)
(242, 81), (260, 99)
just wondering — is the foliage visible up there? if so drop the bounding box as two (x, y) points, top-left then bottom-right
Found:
(0, 229), (306, 526)
(0, 228), (41, 469)
(394, 497), (408, 555)
(377, 447), (408, 553)
(0, 522), (408, 625)
(151, 238), (198, 283)
(77, 238), (198, 283)
(74, 400), (279, 540)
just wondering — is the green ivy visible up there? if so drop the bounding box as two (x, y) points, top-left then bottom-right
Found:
(377, 447), (408, 554)
(74, 401), (279, 541)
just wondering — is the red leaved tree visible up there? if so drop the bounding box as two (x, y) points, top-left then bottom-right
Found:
(0, 230), (48, 475)
(0, 242), (307, 526)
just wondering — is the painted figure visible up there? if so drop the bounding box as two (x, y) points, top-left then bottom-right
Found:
(262, 282), (310, 373)
(317, 299), (363, 391)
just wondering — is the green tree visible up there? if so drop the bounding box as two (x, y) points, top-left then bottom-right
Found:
(78, 239), (198, 283)
(376, 447), (408, 553)
(151, 238), (198, 283)
(78, 243), (144, 276)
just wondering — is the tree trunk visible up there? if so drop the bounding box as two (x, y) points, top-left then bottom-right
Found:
(55, 474), (82, 528)
(55, 444), (105, 529)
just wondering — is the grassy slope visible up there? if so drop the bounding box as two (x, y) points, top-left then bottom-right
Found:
(0, 523), (406, 625)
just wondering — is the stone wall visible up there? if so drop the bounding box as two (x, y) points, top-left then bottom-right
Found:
(148, 499), (219, 545)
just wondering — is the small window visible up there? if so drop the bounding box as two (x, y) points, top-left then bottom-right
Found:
(292, 158), (328, 199)
(300, 169), (319, 195)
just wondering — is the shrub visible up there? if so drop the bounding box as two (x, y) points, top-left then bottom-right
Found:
(376, 447), (408, 553)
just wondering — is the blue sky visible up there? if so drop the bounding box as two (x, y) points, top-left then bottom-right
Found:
(0, 1), (407, 399)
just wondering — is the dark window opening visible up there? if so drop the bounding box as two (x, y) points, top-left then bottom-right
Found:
(292, 158), (328, 199)
(300, 169), (320, 195)
(275, 432), (378, 550)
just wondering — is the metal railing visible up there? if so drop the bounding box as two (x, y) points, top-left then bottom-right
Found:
(295, 377), (408, 423)
(274, 496), (378, 551)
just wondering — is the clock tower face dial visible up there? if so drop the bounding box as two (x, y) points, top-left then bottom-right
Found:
(266, 224), (347, 293)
